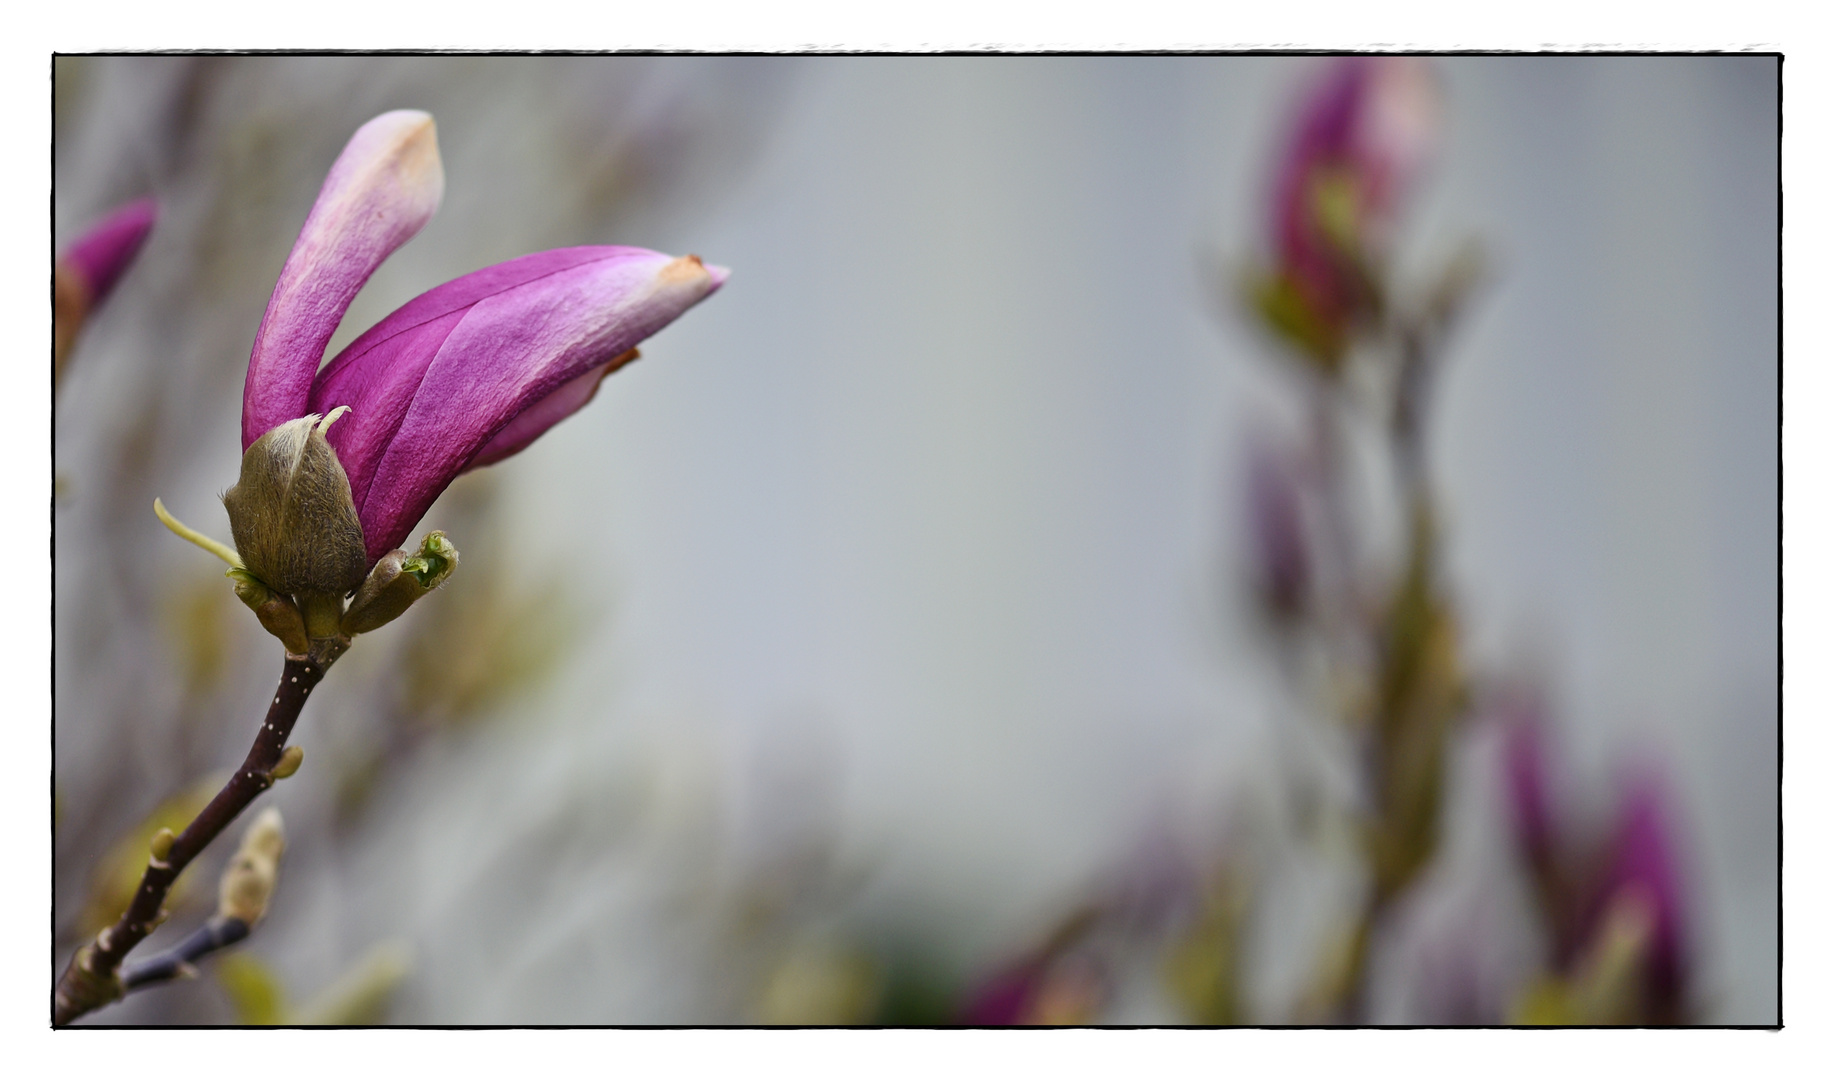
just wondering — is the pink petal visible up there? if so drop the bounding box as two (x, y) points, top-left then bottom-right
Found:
(58, 196), (157, 304)
(309, 246), (726, 562)
(242, 110), (444, 449)
(465, 347), (638, 470)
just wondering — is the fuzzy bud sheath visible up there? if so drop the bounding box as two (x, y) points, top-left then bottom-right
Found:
(223, 410), (367, 638)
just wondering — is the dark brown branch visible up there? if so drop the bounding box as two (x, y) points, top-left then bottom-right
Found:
(53, 653), (327, 1025)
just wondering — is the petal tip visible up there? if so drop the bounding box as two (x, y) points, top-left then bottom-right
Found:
(363, 108), (437, 141)
(343, 109), (444, 210)
(660, 253), (728, 293)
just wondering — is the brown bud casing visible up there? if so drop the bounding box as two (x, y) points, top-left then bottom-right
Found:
(229, 569), (312, 655)
(224, 413), (368, 604)
(340, 531), (458, 635)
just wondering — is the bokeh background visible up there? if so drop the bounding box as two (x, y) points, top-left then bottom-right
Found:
(52, 55), (1777, 1024)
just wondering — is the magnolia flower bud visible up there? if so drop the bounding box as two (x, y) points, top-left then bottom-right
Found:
(55, 197), (158, 384)
(217, 808), (285, 926)
(340, 531), (458, 635)
(224, 410), (367, 611)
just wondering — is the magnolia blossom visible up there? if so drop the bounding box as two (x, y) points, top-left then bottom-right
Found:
(54, 196), (158, 376)
(231, 109), (726, 589)
(1262, 57), (1439, 360)
(1585, 776), (1689, 1015)
(1500, 712), (1691, 1022)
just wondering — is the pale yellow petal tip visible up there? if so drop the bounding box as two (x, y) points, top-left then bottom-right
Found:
(154, 497), (244, 570)
(660, 253), (714, 287)
(318, 405), (352, 434)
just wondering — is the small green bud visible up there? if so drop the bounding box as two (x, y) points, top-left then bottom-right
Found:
(228, 567), (270, 608)
(400, 530), (458, 590)
(148, 828), (175, 862)
(229, 568), (311, 655)
(224, 411), (367, 602)
(340, 531), (459, 636)
(270, 745), (304, 780)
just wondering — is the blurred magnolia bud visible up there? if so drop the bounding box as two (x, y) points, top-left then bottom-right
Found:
(1570, 887), (1658, 1023)
(217, 807), (285, 926)
(339, 531), (459, 636)
(1257, 57), (1442, 368)
(1584, 775), (1689, 1021)
(224, 410), (367, 616)
(54, 196), (158, 383)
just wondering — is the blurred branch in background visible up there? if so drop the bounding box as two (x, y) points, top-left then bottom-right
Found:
(951, 56), (1707, 1027)
(1223, 56), (1695, 1026)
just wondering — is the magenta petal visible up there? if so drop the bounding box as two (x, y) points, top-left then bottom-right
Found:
(1596, 777), (1689, 997)
(465, 352), (627, 471)
(242, 110), (444, 449)
(309, 245), (726, 562)
(59, 196), (157, 303)
(311, 246), (642, 515)
(1269, 57), (1439, 325)
(1272, 59), (1365, 295)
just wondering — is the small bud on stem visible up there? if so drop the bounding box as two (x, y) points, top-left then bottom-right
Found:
(340, 531), (459, 635)
(270, 745), (304, 780)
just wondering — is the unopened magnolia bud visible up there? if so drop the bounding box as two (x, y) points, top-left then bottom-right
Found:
(340, 531), (459, 636)
(1569, 887), (1658, 1022)
(224, 411), (367, 603)
(217, 807), (285, 926)
(149, 828), (175, 861)
(271, 745), (304, 780)
(229, 568), (311, 655)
